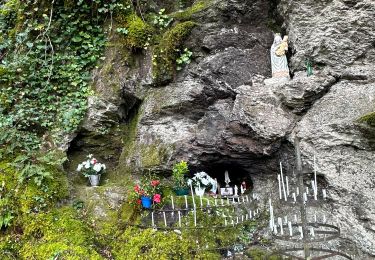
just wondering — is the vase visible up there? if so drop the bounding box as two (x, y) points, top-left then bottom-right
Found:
(141, 196), (153, 209)
(174, 187), (189, 196)
(194, 186), (206, 196)
(88, 174), (101, 187)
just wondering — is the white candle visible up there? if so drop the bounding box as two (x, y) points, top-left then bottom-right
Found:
(184, 195), (188, 209)
(178, 211), (181, 227)
(296, 187), (300, 196)
(284, 216), (288, 224)
(277, 174), (282, 200)
(221, 199), (224, 206)
(274, 225), (278, 235)
(246, 214), (248, 220)
(299, 226), (303, 239)
(249, 210), (252, 219)
(306, 187), (309, 195)
(232, 197), (235, 204)
(278, 217), (282, 226)
(293, 192), (296, 203)
(286, 176), (290, 196)
(314, 213), (317, 223)
(280, 223), (284, 235)
(190, 183), (196, 207)
(310, 227), (315, 237)
(171, 196), (175, 210)
(194, 209), (197, 227)
(241, 215), (244, 222)
(151, 212), (155, 226)
(322, 189), (327, 199)
(314, 155), (318, 199)
(280, 162), (287, 201)
(163, 212), (167, 227)
(236, 217), (239, 224)
(323, 214), (326, 223)
(294, 214), (298, 223)
(303, 192), (307, 203)
(288, 221), (293, 236)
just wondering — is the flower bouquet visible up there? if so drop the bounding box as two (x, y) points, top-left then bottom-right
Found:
(133, 175), (162, 209)
(187, 171), (216, 196)
(76, 154), (106, 187)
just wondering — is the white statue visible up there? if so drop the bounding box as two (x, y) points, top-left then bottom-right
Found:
(224, 170), (230, 187)
(210, 178), (218, 194)
(265, 33), (290, 85)
(234, 185), (238, 196)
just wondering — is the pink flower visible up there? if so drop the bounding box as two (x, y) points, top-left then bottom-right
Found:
(151, 180), (160, 187)
(137, 199), (141, 205)
(134, 185), (140, 193)
(91, 159), (97, 164)
(153, 194), (161, 203)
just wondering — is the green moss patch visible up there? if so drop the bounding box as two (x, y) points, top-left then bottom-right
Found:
(152, 21), (196, 85)
(170, 0), (212, 21)
(358, 111), (375, 127)
(121, 14), (154, 49)
(19, 206), (103, 259)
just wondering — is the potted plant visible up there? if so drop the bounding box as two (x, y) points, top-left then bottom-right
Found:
(76, 154), (106, 187)
(187, 172), (216, 196)
(172, 160), (190, 196)
(133, 175), (162, 209)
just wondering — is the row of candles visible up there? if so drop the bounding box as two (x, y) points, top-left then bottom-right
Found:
(150, 206), (259, 228)
(167, 191), (257, 211)
(277, 160), (327, 203)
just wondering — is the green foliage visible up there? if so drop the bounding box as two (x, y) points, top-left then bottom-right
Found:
(19, 206), (103, 259)
(171, 1), (212, 21)
(176, 48), (193, 71)
(121, 14), (153, 49)
(116, 27), (129, 35)
(358, 111), (375, 127)
(152, 8), (173, 29)
(0, 0), (124, 160)
(152, 21), (196, 84)
(111, 227), (209, 259)
(172, 160), (189, 188)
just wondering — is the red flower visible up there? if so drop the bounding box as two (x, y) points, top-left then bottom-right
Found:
(134, 185), (140, 193)
(137, 199), (141, 205)
(153, 194), (161, 203)
(151, 180), (160, 187)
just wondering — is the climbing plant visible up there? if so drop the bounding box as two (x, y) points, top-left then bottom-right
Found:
(0, 0), (124, 158)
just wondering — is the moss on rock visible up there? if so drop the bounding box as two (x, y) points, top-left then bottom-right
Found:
(152, 21), (196, 85)
(121, 14), (154, 50)
(358, 111), (375, 127)
(170, 0), (212, 21)
(19, 206), (103, 259)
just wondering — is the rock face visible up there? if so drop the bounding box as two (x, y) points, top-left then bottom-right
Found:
(69, 0), (375, 257)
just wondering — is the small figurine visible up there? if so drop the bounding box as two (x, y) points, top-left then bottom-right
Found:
(224, 170), (231, 187)
(234, 185), (238, 196)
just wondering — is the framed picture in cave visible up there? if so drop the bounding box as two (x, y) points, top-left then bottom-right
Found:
(220, 187), (233, 196)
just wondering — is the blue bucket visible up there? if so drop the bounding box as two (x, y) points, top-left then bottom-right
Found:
(141, 196), (152, 209)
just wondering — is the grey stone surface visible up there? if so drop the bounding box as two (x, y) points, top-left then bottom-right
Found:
(70, 0), (375, 256)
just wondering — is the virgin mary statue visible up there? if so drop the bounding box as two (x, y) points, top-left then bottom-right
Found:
(265, 33), (290, 84)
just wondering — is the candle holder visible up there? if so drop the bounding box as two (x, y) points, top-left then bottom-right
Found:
(268, 138), (353, 260)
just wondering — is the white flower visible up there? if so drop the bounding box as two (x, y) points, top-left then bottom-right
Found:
(187, 179), (192, 186)
(102, 164), (106, 170)
(76, 164), (83, 171)
(93, 163), (102, 172)
(84, 161), (90, 169)
(201, 178), (209, 186)
(88, 154), (93, 158)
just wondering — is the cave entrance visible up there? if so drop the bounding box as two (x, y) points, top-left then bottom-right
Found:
(197, 163), (254, 194)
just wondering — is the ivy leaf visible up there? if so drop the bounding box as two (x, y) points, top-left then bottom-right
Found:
(71, 36), (82, 42)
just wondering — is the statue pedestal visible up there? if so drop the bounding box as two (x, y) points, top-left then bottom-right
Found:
(264, 77), (290, 86)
